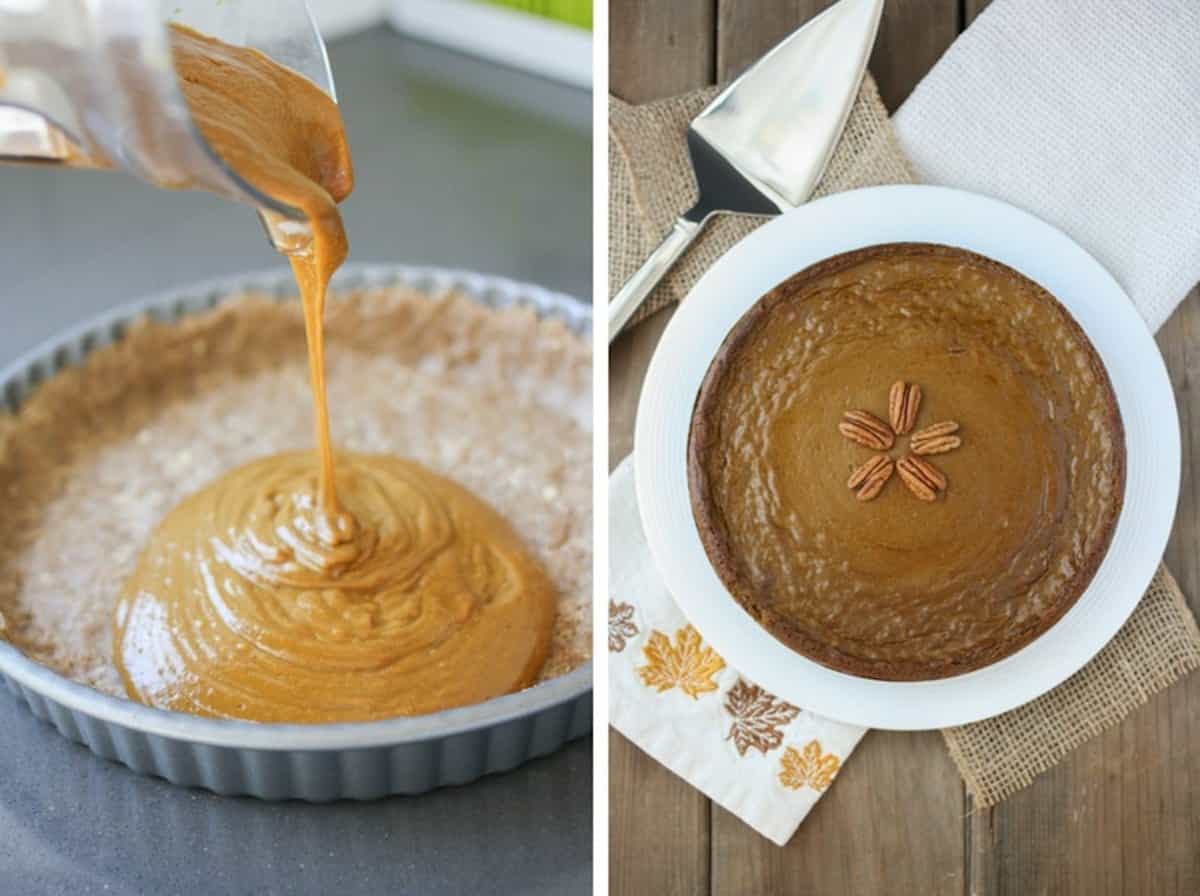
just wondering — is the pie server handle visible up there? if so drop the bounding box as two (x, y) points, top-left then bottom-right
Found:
(608, 216), (703, 342)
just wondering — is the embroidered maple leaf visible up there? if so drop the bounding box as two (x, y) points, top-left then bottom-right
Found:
(637, 625), (725, 698)
(778, 739), (842, 793)
(724, 678), (800, 756)
(609, 601), (639, 652)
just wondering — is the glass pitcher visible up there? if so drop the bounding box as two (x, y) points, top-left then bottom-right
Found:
(0, 0), (336, 254)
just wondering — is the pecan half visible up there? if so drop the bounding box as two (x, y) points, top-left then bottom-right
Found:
(888, 381), (922, 435)
(910, 421), (962, 456)
(896, 455), (946, 502)
(847, 454), (893, 501)
(838, 410), (894, 451)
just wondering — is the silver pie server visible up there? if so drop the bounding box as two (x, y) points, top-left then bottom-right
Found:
(608, 0), (884, 341)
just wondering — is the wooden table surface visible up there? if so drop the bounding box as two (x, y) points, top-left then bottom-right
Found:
(608, 3), (1200, 893)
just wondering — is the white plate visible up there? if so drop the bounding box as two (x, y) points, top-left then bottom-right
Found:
(634, 185), (1180, 731)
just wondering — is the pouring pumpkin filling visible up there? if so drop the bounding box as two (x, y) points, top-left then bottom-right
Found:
(0, 27), (589, 722)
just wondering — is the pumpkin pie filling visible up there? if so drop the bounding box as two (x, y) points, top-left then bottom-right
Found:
(115, 452), (556, 721)
(0, 27), (583, 722)
(688, 243), (1125, 680)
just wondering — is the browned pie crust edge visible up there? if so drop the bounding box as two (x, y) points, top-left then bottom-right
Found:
(687, 242), (1126, 681)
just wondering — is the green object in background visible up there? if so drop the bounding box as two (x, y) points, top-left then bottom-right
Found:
(478, 0), (592, 30)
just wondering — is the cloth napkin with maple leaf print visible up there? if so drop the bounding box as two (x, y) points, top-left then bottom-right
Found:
(608, 458), (867, 846)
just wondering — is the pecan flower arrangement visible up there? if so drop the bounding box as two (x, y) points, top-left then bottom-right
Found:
(838, 381), (962, 502)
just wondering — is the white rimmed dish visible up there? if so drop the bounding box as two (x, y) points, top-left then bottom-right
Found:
(0, 264), (592, 797)
(635, 184), (1179, 731)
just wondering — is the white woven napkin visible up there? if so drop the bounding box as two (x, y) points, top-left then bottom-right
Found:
(893, 0), (1200, 331)
(610, 0), (1200, 846)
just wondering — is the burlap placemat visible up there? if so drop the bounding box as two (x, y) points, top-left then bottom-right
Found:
(610, 75), (1200, 807)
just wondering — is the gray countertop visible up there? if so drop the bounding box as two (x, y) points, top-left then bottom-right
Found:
(0, 27), (592, 896)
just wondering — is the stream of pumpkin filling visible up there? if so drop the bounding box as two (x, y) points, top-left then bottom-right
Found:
(112, 26), (555, 722)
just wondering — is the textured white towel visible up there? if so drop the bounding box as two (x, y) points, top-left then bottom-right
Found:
(893, 0), (1200, 332)
(610, 0), (1200, 845)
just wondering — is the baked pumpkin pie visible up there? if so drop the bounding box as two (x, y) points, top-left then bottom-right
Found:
(688, 243), (1125, 680)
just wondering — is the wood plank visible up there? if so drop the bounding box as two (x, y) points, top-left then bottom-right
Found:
(712, 731), (965, 895)
(869, 0), (959, 111)
(609, 309), (675, 469)
(1161, 289), (1200, 623)
(964, 0), (994, 25)
(609, 308), (713, 896)
(715, 0), (960, 111)
(969, 290), (1200, 896)
(610, 727), (712, 893)
(609, 0), (716, 103)
(968, 683), (1200, 895)
(715, 0), (836, 84)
